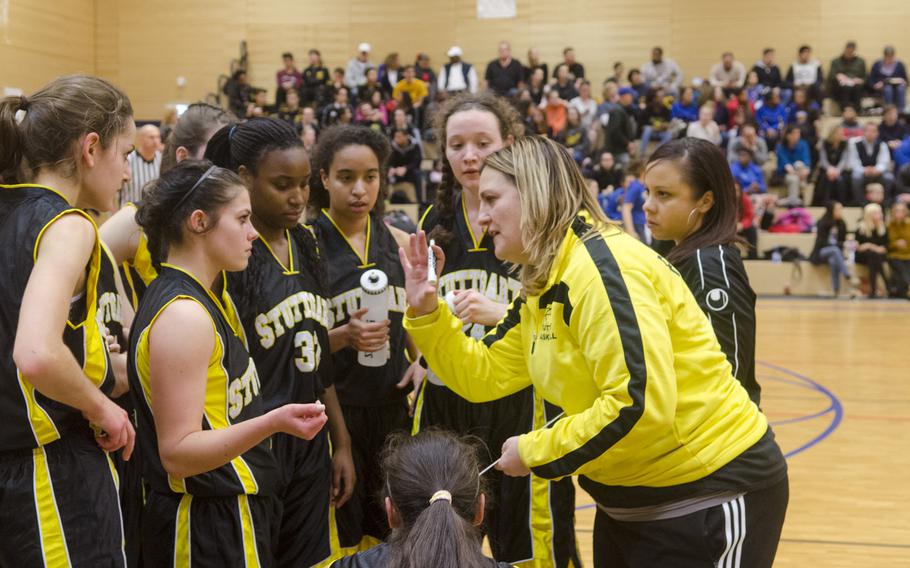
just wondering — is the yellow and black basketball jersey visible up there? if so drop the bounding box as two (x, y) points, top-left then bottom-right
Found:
(0, 184), (110, 451)
(420, 195), (522, 338)
(118, 204), (157, 311)
(128, 264), (278, 497)
(312, 210), (408, 406)
(227, 225), (332, 411)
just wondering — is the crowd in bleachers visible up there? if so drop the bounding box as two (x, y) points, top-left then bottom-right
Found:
(212, 40), (910, 298)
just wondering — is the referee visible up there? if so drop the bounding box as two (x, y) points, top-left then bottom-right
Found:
(120, 124), (162, 206)
(400, 136), (788, 568)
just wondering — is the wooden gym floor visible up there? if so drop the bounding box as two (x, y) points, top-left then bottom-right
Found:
(569, 298), (910, 566)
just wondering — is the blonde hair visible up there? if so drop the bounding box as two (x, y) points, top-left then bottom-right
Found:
(483, 136), (608, 295)
(860, 202), (886, 237)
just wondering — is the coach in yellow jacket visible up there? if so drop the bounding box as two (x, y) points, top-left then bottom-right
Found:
(400, 136), (788, 568)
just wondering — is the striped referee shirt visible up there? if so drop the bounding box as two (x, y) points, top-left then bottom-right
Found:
(121, 149), (161, 206)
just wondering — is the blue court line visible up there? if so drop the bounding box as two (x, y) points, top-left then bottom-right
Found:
(573, 362), (843, 512)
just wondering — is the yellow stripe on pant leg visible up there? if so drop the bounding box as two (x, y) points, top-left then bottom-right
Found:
(311, 503), (344, 568)
(174, 495), (192, 568)
(410, 380), (428, 435)
(33, 446), (72, 568)
(238, 495), (262, 568)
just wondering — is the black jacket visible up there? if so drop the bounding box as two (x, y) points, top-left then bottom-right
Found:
(810, 217), (848, 264)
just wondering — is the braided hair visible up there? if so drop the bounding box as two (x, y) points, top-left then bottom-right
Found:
(428, 93), (524, 250)
(204, 117), (328, 312)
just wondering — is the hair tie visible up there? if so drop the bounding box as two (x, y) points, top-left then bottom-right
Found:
(429, 490), (452, 504)
(18, 95), (29, 111)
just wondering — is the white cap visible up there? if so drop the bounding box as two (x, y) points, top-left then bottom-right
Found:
(358, 42), (371, 53)
(447, 46), (463, 58)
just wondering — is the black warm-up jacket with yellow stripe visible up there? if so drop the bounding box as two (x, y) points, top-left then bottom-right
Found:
(405, 216), (783, 508)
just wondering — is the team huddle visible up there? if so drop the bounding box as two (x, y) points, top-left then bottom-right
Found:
(1, 75), (787, 568)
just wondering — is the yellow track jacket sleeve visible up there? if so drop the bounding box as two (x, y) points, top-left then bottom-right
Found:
(404, 298), (533, 403)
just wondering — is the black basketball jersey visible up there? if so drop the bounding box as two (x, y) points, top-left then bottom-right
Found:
(128, 264), (278, 497)
(420, 195), (522, 340)
(227, 225), (333, 412)
(312, 210), (408, 406)
(118, 204), (157, 311)
(0, 184), (112, 451)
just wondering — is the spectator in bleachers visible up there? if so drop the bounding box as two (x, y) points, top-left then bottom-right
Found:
(829, 41), (867, 112)
(727, 124), (769, 165)
(810, 201), (852, 297)
(814, 125), (850, 206)
(321, 86), (352, 126)
(414, 53), (437, 98)
(357, 68), (382, 105)
(865, 182), (886, 209)
(585, 151), (624, 191)
(247, 88), (271, 117)
(887, 201), (910, 298)
(879, 105), (907, 154)
(709, 52), (747, 99)
(542, 90), (568, 136)
(321, 67), (347, 107)
(301, 106), (320, 135)
(621, 160), (648, 241)
(553, 65), (579, 101)
(775, 125), (811, 205)
(627, 68), (647, 101)
(606, 61), (625, 85)
(671, 86), (700, 123)
(301, 49), (331, 107)
(484, 41), (524, 97)
(393, 65), (429, 111)
(553, 47), (585, 82)
(855, 203), (890, 298)
(839, 104), (863, 138)
(344, 42), (372, 93)
(602, 184), (625, 222)
(224, 69), (250, 118)
(388, 128), (423, 201)
(895, 138), (910, 196)
(276, 89), (303, 132)
(731, 148), (766, 194)
(591, 86), (636, 167)
(868, 46), (907, 111)
(639, 87), (673, 153)
(756, 90), (787, 150)
(275, 52), (302, 107)
(641, 46), (683, 98)
(525, 104), (549, 136)
(786, 87), (821, 125)
(786, 45), (824, 103)
(737, 182), (759, 258)
(527, 68), (547, 106)
(356, 102), (385, 134)
(524, 47), (548, 83)
(301, 125), (317, 152)
(438, 46), (478, 96)
(794, 110), (819, 165)
(743, 71), (766, 106)
(389, 107), (420, 143)
(378, 52), (402, 98)
(686, 101), (722, 145)
(848, 122), (895, 205)
(753, 48), (788, 103)
(559, 106), (588, 163)
(618, 86), (641, 130)
(569, 80), (597, 128)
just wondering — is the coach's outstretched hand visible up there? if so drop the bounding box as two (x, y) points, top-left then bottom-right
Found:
(399, 230), (445, 317)
(269, 402), (327, 441)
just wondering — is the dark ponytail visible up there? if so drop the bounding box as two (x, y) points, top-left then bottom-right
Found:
(382, 430), (492, 568)
(204, 118), (328, 306)
(646, 137), (743, 265)
(0, 75), (132, 183)
(135, 160), (244, 268)
(308, 124), (391, 214)
(428, 92), (524, 250)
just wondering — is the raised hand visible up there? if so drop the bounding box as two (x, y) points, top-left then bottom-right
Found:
(398, 230), (444, 317)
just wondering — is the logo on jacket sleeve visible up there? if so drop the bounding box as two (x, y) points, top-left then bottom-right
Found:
(706, 288), (729, 312)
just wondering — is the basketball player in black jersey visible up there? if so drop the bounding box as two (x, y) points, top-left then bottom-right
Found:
(418, 93), (581, 568)
(205, 118), (355, 566)
(0, 76), (135, 566)
(643, 138), (762, 406)
(310, 125), (425, 552)
(129, 161), (327, 566)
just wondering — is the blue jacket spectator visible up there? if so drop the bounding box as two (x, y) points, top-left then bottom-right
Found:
(671, 100), (699, 122)
(603, 188), (625, 221)
(731, 158), (767, 193)
(776, 137), (811, 174)
(756, 101), (787, 135)
(894, 136), (910, 169)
